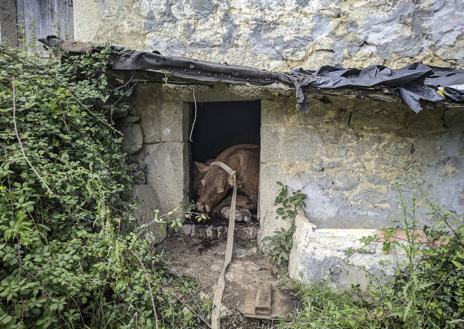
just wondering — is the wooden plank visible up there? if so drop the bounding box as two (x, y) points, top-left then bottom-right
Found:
(240, 283), (298, 320)
(0, 0), (18, 47)
(17, 0), (74, 53)
(254, 282), (272, 315)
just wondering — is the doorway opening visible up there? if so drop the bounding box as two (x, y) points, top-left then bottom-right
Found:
(190, 100), (261, 225)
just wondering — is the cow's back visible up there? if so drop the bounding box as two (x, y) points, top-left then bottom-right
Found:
(216, 144), (259, 162)
(216, 144), (259, 198)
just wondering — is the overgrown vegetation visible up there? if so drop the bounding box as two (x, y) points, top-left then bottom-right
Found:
(0, 46), (210, 328)
(264, 182), (306, 266)
(280, 193), (464, 329)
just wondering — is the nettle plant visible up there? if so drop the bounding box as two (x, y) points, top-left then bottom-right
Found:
(264, 182), (306, 266)
(374, 196), (464, 329)
(0, 46), (210, 328)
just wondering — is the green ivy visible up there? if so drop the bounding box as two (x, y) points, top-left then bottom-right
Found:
(264, 182), (306, 266)
(0, 46), (209, 328)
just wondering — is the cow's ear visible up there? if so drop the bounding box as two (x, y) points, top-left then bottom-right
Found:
(194, 161), (209, 173)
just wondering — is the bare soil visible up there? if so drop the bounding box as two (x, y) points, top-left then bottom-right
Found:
(159, 224), (284, 328)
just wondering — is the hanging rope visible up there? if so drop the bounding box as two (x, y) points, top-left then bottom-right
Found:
(189, 89), (197, 142)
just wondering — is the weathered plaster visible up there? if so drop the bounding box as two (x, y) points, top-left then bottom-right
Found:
(288, 214), (399, 294)
(259, 96), (464, 241)
(75, 0), (464, 70)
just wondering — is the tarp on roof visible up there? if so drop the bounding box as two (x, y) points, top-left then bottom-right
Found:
(40, 36), (464, 113)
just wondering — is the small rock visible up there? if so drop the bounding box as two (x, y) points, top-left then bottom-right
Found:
(333, 172), (359, 191)
(181, 224), (193, 236)
(133, 170), (145, 184)
(206, 226), (217, 240)
(113, 108), (129, 119)
(210, 263), (222, 272)
(216, 226), (226, 239)
(124, 115), (141, 123)
(220, 304), (233, 318)
(121, 123), (143, 154)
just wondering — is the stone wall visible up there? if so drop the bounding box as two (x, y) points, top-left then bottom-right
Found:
(0, 0), (17, 47)
(118, 82), (464, 287)
(74, 0), (464, 71)
(117, 84), (191, 242)
(120, 82), (464, 242)
(259, 95), (464, 240)
(258, 93), (463, 289)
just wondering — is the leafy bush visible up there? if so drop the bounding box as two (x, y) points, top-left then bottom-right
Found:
(280, 196), (464, 329)
(264, 182), (306, 266)
(0, 46), (209, 328)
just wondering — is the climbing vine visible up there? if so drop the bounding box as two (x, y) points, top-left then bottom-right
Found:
(264, 182), (306, 266)
(0, 46), (209, 328)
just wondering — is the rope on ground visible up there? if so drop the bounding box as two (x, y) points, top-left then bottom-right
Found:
(210, 161), (237, 329)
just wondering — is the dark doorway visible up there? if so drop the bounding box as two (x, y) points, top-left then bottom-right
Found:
(191, 101), (261, 162)
(189, 100), (261, 224)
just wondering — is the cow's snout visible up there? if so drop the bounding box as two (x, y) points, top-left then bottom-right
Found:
(196, 202), (204, 212)
(196, 202), (210, 214)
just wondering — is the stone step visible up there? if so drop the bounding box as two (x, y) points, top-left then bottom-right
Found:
(180, 223), (259, 242)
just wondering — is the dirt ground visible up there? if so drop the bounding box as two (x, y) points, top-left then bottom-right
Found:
(159, 223), (286, 328)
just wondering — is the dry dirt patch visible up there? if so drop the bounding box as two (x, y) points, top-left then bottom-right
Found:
(159, 226), (283, 328)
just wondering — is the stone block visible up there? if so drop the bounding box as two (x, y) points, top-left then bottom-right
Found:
(288, 215), (397, 295)
(134, 184), (166, 242)
(349, 103), (407, 131)
(133, 86), (188, 143)
(121, 123), (143, 154)
(258, 163), (288, 246)
(444, 108), (464, 130)
(413, 137), (444, 166)
(405, 108), (447, 134)
(144, 142), (189, 214)
(332, 171), (359, 191)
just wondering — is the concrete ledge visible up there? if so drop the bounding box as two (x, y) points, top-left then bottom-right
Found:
(288, 215), (397, 294)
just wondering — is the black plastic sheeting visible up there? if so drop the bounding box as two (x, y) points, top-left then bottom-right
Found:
(39, 36), (464, 113)
(112, 51), (464, 113)
(287, 64), (464, 112)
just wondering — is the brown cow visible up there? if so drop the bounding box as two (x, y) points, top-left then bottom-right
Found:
(213, 192), (256, 223)
(193, 160), (256, 222)
(195, 144), (259, 214)
(193, 159), (215, 198)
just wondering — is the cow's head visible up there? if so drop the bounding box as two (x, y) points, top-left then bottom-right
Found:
(194, 161), (234, 213)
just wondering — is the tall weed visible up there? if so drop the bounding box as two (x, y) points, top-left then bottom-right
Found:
(281, 193), (464, 329)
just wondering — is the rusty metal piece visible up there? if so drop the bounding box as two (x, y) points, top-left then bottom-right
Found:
(240, 282), (298, 320)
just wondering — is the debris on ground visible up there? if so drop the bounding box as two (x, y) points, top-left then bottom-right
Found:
(159, 223), (291, 328)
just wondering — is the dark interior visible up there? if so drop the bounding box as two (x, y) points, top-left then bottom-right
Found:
(190, 100), (261, 223)
(191, 101), (261, 162)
